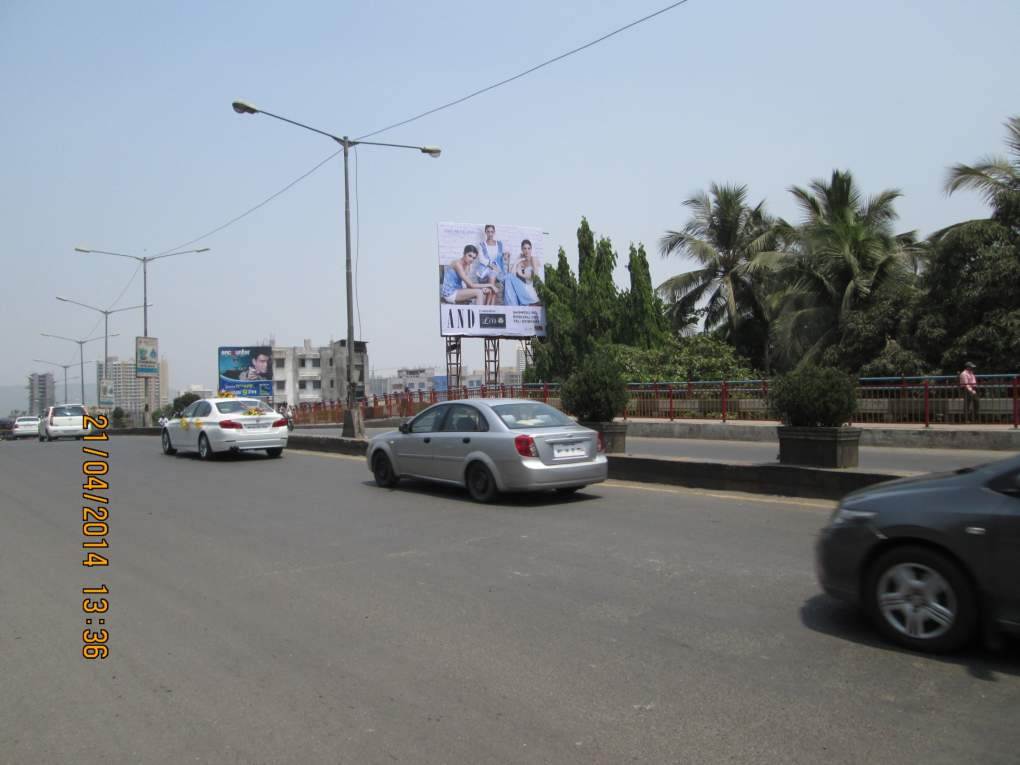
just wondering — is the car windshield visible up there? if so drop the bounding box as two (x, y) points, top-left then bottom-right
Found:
(216, 400), (273, 414)
(52, 406), (86, 417)
(491, 402), (574, 429)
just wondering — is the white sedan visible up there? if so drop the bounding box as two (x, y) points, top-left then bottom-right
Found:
(161, 397), (288, 460)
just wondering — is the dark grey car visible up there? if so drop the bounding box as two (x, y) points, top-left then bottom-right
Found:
(816, 454), (1020, 653)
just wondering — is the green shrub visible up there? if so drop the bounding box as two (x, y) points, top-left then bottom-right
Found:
(769, 365), (857, 427)
(561, 350), (629, 422)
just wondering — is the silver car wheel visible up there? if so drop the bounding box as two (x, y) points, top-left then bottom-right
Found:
(198, 433), (212, 460)
(876, 563), (956, 640)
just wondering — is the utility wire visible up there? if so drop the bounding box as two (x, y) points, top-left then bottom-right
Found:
(154, 148), (343, 256)
(147, 0), (690, 254)
(356, 0), (691, 140)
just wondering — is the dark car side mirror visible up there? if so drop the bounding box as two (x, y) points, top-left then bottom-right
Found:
(398, 422), (410, 434)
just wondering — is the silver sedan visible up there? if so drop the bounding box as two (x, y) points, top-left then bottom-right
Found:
(366, 399), (608, 502)
(161, 397), (288, 460)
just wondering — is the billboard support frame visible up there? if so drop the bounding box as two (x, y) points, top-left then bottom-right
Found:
(445, 337), (462, 395)
(484, 339), (500, 387)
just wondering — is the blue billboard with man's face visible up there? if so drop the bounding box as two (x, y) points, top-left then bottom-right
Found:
(218, 346), (273, 398)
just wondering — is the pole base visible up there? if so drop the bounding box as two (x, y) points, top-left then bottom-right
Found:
(342, 408), (365, 439)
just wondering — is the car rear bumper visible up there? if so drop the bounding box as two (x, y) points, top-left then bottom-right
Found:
(45, 424), (92, 438)
(498, 455), (608, 491)
(210, 428), (288, 452)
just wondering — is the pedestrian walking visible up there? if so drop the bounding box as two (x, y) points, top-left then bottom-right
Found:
(960, 361), (979, 423)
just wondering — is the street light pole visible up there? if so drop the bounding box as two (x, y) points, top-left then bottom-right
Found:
(75, 246), (209, 419)
(40, 334), (116, 405)
(231, 100), (440, 438)
(55, 298), (147, 399)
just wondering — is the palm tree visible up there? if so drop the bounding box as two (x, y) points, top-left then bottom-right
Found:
(771, 170), (911, 367)
(657, 183), (773, 336)
(945, 115), (1020, 206)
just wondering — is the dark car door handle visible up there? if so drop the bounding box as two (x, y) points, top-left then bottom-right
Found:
(423, 437), (431, 444)
(462, 437), (471, 444)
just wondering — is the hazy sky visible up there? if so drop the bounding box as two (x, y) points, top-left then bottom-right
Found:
(3, 0), (1017, 392)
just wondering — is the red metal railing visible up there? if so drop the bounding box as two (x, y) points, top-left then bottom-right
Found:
(287, 374), (1020, 428)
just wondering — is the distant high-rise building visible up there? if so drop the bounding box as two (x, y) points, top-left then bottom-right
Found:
(515, 347), (528, 373)
(96, 357), (164, 417)
(28, 372), (56, 416)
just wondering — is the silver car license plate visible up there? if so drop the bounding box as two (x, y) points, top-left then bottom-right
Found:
(553, 442), (585, 458)
(246, 422), (270, 430)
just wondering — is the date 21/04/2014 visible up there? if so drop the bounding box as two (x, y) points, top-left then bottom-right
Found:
(80, 414), (110, 660)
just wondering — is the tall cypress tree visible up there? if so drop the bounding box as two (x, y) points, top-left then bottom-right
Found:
(621, 243), (668, 349)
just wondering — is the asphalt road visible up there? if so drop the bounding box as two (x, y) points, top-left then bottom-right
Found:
(2, 436), (1019, 764)
(303, 427), (1009, 475)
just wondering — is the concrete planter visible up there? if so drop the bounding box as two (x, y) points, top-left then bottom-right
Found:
(777, 426), (862, 468)
(581, 421), (628, 454)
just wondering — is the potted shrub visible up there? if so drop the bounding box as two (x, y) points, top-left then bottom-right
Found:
(769, 365), (861, 468)
(560, 351), (629, 453)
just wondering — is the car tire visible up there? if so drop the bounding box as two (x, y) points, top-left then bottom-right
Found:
(865, 545), (977, 654)
(555, 486), (583, 496)
(466, 462), (498, 503)
(198, 433), (214, 461)
(266, 447), (283, 458)
(39, 435), (45, 442)
(372, 451), (399, 488)
(161, 430), (177, 456)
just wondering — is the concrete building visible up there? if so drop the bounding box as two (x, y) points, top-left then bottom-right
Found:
(367, 367), (436, 397)
(271, 338), (369, 406)
(28, 372), (56, 416)
(96, 357), (167, 417)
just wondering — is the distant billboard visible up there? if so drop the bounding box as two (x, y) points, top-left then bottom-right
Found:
(438, 222), (546, 338)
(218, 346), (273, 398)
(99, 379), (115, 407)
(135, 337), (159, 378)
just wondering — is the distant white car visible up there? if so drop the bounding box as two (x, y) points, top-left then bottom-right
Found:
(161, 397), (289, 460)
(39, 405), (92, 441)
(12, 416), (41, 439)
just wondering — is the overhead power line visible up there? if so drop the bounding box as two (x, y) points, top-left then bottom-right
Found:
(151, 0), (692, 253)
(356, 0), (691, 140)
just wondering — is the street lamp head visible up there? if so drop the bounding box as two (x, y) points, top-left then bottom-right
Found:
(421, 146), (442, 158)
(74, 247), (90, 253)
(232, 100), (258, 115)
(195, 247), (211, 253)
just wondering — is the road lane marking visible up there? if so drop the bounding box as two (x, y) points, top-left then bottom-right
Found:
(600, 480), (834, 509)
(289, 450), (833, 509)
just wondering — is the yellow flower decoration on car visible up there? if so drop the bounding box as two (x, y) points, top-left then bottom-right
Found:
(180, 418), (190, 430)
(245, 408), (261, 416)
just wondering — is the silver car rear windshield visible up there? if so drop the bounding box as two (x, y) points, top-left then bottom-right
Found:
(52, 406), (86, 417)
(491, 402), (574, 429)
(216, 400), (273, 414)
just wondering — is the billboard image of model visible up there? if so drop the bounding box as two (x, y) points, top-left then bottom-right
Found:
(135, 336), (159, 378)
(438, 222), (546, 337)
(218, 346), (273, 398)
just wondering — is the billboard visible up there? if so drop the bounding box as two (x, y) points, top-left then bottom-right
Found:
(438, 222), (546, 337)
(99, 379), (115, 407)
(218, 346), (273, 398)
(135, 337), (159, 378)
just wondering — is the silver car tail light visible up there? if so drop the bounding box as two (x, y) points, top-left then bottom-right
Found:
(514, 434), (539, 458)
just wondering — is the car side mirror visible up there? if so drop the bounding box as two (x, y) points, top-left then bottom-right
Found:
(398, 422), (410, 434)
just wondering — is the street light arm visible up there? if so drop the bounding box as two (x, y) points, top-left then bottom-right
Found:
(237, 105), (346, 144)
(356, 139), (441, 156)
(107, 303), (149, 314)
(75, 247), (141, 262)
(148, 247), (211, 262)
(56, 296), (103, 313)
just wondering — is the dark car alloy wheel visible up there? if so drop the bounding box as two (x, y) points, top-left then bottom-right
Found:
(372, 452), (398, 488)
(198, 433), (213, 461)
(161, 430), (177, 455)
(865, 545), (976, 653)
(466, 463), (497, 503)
